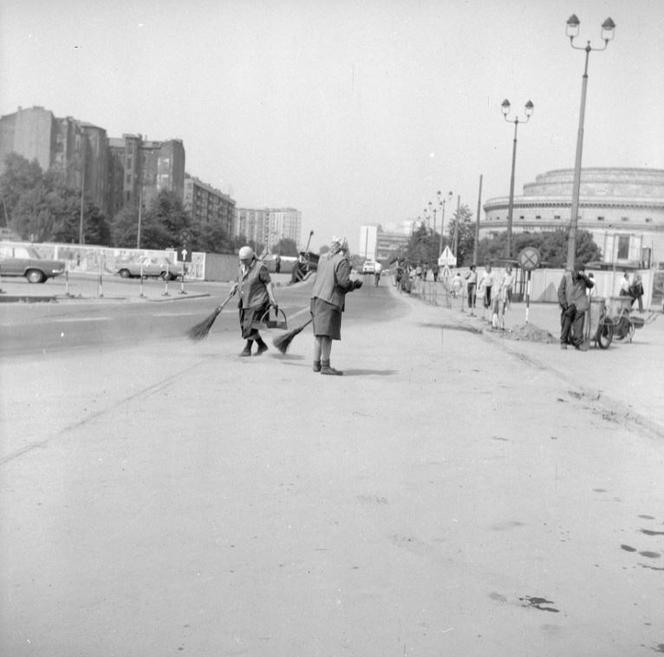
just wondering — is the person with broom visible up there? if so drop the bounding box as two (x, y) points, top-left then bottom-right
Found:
(230, 245), (278, 357)
(310, 236), (362, 375)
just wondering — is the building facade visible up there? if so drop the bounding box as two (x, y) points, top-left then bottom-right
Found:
(235, 207), (301, 251)
(359, 222), (413, 262)
(108, 134), (185, 214)
(183, 175), (236, 236)
(0, 106), (186, 223)
(482, 168), (664, 267)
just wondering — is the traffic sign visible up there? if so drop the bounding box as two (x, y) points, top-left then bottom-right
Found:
(518, 246), (540, 271)
(438, 246), (457, 267)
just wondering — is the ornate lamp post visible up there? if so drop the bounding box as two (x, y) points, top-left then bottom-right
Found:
(501, 98), (534, 259)
(565, 14), (616, 269)
(437, 190), (453, 256)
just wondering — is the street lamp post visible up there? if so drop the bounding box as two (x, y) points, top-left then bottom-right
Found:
(501, 98), (534, 260)
(437, 190), (453, 256)
(565, 13), (616, 269)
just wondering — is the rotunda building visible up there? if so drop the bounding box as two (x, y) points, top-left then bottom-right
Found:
(482, 168), (664, 267)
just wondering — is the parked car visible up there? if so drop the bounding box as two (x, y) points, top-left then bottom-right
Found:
(362, 260), (377, 274)
(116, 255), (184, 280)
(0, 243), (66, 283)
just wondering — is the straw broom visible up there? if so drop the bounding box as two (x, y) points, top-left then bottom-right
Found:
(186, 291), (235, 341)
(273, 317), (312, 354)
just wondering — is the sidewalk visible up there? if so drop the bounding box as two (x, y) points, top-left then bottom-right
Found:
(1, 276), (662, 656)
(404, 282), (664, 439)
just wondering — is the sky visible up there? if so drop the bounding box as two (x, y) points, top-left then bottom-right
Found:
(1, 0), (663, 253)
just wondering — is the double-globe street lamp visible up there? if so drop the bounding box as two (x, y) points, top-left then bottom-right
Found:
(565, 14), (616, 269)
(437, 190), (453, 256)
(501, 98), (534, 260)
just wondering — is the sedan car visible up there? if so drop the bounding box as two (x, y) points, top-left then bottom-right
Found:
(361, 260), (377, 274)
(116, 255), (184, 280)
(0, 243), (66, 283)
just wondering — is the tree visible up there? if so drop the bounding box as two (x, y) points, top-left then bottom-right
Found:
(447, 204), (475, 265)
(475, 228), (601, 267)
(405, 223), (439, 265)
(193, 221), (233, 254)
(273, 237), (298, 257)
(0, 153), (43, 224)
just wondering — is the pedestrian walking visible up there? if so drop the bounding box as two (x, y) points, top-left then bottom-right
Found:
(231, 246), (278, 357)
(310, 236), (363, 375)
(478, 264), (494, 319)
(619, 270), (631, 297)
(492, 268), (513, 330)
(451, 271), (463, 298)
(465, 265), (477, 313)
(557, 262), (594, 350)
(501, 265), (515, 305)
(374, 261), (383, 286)
(629, 274), (644, 312)
(431, 263), (439, 283)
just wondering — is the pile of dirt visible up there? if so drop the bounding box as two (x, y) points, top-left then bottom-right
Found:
(502, 323), (557, 344)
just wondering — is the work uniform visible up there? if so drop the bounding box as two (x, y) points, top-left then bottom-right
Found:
(238, 259), (271, 339)
(310, 250), (355, 340)
(558, 270), (594, 347)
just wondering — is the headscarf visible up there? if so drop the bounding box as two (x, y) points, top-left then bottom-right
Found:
(329, 236), (348, 255)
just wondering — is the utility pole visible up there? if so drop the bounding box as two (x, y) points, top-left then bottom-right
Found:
(473, 174), (483, 266)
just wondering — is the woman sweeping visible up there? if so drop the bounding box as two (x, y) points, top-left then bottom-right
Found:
(310, 236), (362, 375)
(231, 246), (278, 357)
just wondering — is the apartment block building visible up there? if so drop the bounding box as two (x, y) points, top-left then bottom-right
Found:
(184, 175), (236, 235)
(0, 106), (185, 222)
(108, 134), (185, 215)
(235, 207), (301, 251)
(0, 106), (112, 216)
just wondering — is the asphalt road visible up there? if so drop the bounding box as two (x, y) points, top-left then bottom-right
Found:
(1, 278), (662, 656)
(0, 275), (402, 357)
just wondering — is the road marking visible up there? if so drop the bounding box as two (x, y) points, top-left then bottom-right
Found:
(152, 311), (198, 317)
(51, 317), (111, 323)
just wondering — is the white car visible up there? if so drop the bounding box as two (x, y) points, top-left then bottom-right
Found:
(362, 260), (377, 274)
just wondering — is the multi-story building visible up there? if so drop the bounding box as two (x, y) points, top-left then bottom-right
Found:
(0, 106), (112, 216)
(183, 175), (235, 236)
(269, 208), (301, 248)
(482, 168), (664, 267)
(359, 222), (413, 262)
(235, 207), (301, 251)
(0, 106), (186, 223)
(108, 134), (185, 214)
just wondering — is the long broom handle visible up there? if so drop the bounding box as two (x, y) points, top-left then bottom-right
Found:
(216, 289), (236, 312)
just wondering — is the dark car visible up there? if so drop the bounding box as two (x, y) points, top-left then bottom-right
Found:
(0, 243), (66, 283)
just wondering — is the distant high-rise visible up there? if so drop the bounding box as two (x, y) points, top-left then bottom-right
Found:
(235, 207), (301, 250)
(184, 175), (236, 236)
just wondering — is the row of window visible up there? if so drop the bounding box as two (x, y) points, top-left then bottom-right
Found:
(489, 215), (653, 223)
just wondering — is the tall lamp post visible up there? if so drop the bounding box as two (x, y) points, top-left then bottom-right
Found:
(501, 98), (534, 260)
(565, 14), (616, 269)
(437, 190), (453, 256)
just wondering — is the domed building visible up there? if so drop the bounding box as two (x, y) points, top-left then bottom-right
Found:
(482, 168), (664, 268)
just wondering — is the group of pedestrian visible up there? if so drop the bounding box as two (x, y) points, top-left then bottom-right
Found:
(619, 270), (644, 312)
(230, 237), (362, 375)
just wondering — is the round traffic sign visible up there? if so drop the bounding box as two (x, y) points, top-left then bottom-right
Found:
(518, 246), (541, 271)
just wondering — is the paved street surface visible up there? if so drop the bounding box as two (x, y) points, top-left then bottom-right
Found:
(1, 274), (663, 656)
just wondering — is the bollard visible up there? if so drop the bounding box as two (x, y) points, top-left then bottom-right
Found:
(97, 258), (104, 298)
(161, 262), (170, 296)
(139, 262), (145, 298)
(179, 264), (187, 295)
